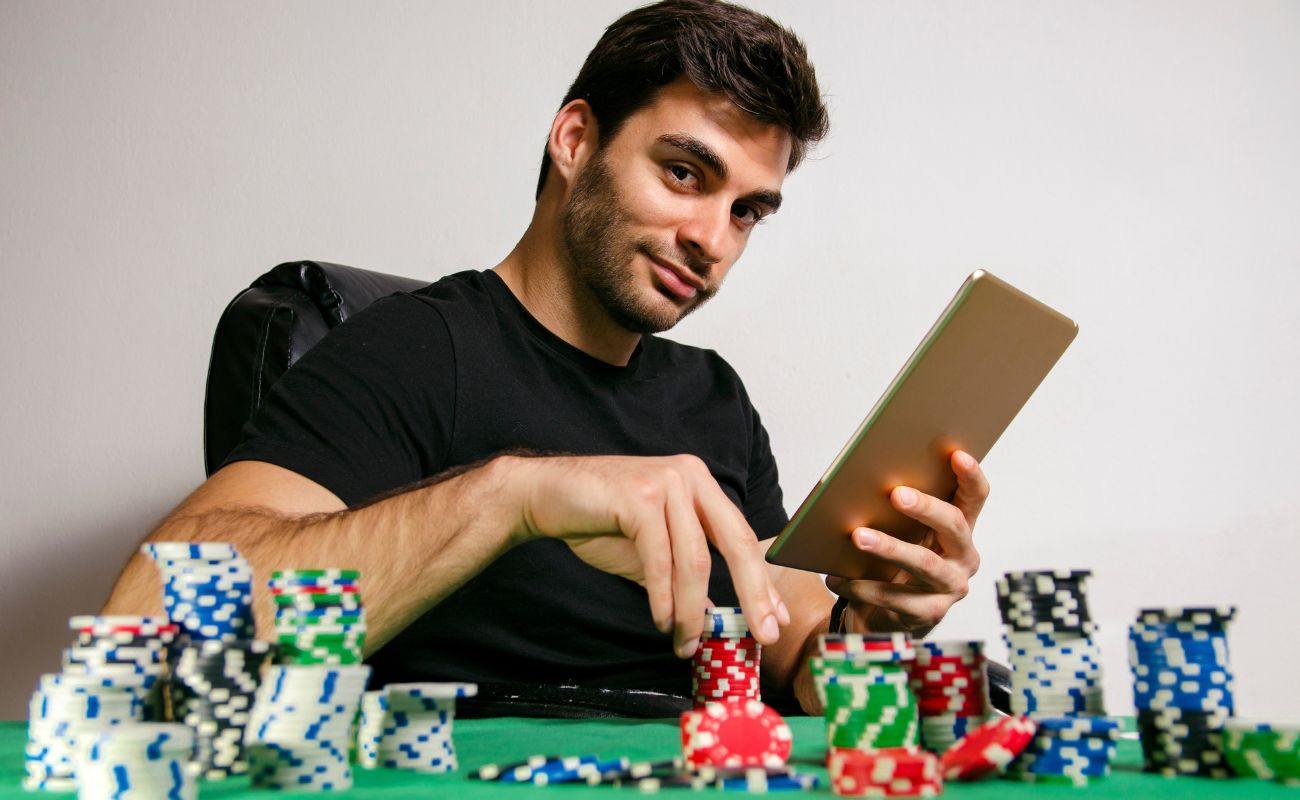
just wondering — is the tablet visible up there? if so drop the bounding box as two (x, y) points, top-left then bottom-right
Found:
(764, 270), (1078, 580)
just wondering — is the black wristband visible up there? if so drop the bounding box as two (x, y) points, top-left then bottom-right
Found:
(828, 596), (850, 634)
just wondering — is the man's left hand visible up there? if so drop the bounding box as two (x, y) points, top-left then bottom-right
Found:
(825, 449), (989, 639)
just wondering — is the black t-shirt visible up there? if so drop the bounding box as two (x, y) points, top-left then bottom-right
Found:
(222, 268), (789, 698)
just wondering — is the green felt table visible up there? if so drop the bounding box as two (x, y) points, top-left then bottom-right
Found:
(2, 718), (1291, 798)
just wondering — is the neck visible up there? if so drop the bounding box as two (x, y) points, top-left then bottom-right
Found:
(491, 211), (642, 368)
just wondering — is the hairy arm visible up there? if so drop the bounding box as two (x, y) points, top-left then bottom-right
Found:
(101, 457), (518, 654)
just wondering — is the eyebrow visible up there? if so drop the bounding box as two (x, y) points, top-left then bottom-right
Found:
(655, 132), (783, 213)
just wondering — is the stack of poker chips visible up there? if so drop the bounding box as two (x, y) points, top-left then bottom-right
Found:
(680, 698), (792, 769)
(997, 569), (1105, 717)
(1003, 716), (1119, 786)
(244, 664), (370, 790)
(811, 633), (920, 751)
(1222, 720), (1300, 784)
(997, 569), (1117, 786)
(24, 616), (174, 791)
(827, 746), (941, 797)
(170, 638), (274, 779)
(364, 683), (478, 773)
(1128, 606), (1236, 778)
(75, 723), (198, 800)
(143, 542), (255, 642)
(271, 569), (365, 665)
(66, 615), (175, 721)
(356, 690), (389, 769)
(909, 640), (989, 753)
(691, 607), (760, 707)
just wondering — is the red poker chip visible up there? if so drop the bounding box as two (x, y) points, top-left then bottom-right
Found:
(938, 715), (1037, 781)
(828, 747), (941, 797)
(681, 698), (792, 768)
(268, 585), (360, 595)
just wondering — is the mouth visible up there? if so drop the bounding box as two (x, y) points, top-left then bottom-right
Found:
(646, 253), (700, 301)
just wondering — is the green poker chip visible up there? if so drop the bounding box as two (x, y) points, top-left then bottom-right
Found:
(272, 593), (362, 607)
(271, 569), (360, 581)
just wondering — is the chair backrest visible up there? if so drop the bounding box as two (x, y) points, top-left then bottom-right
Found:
(202, 260), (427, 476)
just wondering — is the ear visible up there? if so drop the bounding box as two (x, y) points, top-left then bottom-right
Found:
(546, 99), (598, 189)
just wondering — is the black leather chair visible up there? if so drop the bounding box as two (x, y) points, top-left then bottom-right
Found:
(201, 259), (1011, 717)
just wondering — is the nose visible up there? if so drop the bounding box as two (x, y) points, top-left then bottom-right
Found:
(676, 202), (731, 271)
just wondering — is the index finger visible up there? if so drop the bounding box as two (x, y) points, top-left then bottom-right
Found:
(690, 479), (784, 646)
(950, 450), (990, 529)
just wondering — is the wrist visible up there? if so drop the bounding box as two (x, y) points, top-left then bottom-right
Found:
(481, 454), (540, 547)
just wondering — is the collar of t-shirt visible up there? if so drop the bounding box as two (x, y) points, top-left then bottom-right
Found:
(480, 268), (653, 383)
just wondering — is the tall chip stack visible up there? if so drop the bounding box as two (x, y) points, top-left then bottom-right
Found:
(143, 542), (255, 642)
(909, 640), (989, 753)
(271, 569), (365, 664)
(23, 615), (175, 792)
(1128, 606), (1236, 778)
(692, 607), (759, 707)
(997, 569), (1117, 786)
(170, 639), (274, 779)
(811, 633), (920, 752)
(244, 568), (369, 791)
(75, 723), (198, 800)
(143, 541), (270, 779)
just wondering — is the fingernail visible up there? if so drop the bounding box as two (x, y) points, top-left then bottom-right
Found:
(778, 601), (791, 624)
(896, 487), (916, 507)
(760, 614), (779, 642)
(678, 638), (698, 659)
(856, 529), (879, 549)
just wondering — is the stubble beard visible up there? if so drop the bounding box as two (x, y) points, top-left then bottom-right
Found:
(559, 149), (713, 335)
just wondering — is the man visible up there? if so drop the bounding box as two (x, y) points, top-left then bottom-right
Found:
(103, 0), (988, 715)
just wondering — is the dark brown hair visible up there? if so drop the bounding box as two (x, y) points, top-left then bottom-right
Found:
(535, 0), (830, 200)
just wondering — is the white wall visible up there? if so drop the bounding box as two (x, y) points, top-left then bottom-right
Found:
(1, 1), (1296, 720)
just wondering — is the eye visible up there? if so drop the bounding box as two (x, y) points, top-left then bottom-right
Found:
(734, 204), (768, 227)
(667, 163), (697, 187)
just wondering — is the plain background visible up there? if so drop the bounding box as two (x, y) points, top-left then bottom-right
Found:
(2, 1), (1297, 721)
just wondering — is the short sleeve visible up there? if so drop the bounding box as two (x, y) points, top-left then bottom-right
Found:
(219, 293), (456, 508)
(743, 404), (789, 541)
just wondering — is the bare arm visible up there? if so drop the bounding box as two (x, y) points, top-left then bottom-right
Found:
(101, 457), (520, 654)
(103, 452), (792, 660)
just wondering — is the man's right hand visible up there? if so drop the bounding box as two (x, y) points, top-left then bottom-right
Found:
(498, 453), (790, 659)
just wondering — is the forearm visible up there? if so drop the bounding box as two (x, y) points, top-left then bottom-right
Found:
(101, 457), (521, 652)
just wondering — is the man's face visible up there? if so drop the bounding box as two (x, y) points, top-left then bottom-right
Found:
(559, 76), (793, 335)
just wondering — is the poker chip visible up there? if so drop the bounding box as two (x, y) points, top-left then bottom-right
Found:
(812, 633), (920, 751)
(681, 698), (792, 769)
(470, 753), (562, 781)
(1003, 715), (1119, 785)
(74, 723), (198, 800)
(909, 640), (988, 752)
(938, 714), (1037, 780)
(24, 615), (172, 791)
(1128, 607), (1236, 777)
(170, 638), (274, 779)
(271, 569), (366, 665)
(143, 541), (255, 642)
(1222, 719), (1300, 783)
(827, 746), (941, 797)
(997, 570), (1106, 719)
(244, 663), (370, 790)
(372, 682), (477, 773)
(692, 607), (760, 707)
